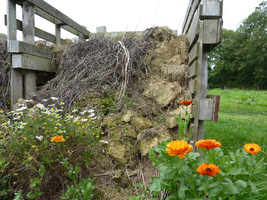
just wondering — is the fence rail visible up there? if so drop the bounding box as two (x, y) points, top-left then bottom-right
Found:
(6, 0), (90, 106)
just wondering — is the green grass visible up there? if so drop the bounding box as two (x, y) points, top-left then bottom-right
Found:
(205, 89), (267, 155)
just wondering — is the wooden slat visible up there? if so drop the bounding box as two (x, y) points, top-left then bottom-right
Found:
(200, 0), (223, 19)
(5, 15), (65, 44)
(25, 0), (89, 37)
(10, 68), (23, 106)
(198, 98), (213, 120)
(22, 1), (36, 98)
(35, 7), (80, 37)
(187, 16), (200, 49)
(12, 54), (56, 72)
(8, 40), (54, 59)
(182, 0), (201, 34)
(207, 95), (220, 121)
(188, 42), (200, 65)
(188, 60), (198, 78)
(188, 78), (198, 94)
(203, 19), (221, 44)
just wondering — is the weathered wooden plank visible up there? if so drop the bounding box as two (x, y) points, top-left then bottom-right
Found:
(4, 15), (64, 43)
(8, 40), (54, 59)
(188, 60), (198, 78)
(55, 23), (61, 45)
(22, 1), (36, 99)
(182, 0), (201, 34)
(203, 19), (222, 45)
(198, 98), (213, 120)
(12, 54), (56, 72)
(200, 0), (223, 19)
(22, 1), (35, 43)
(10, 68), (23, 107)
(25, 0), (89, 37)
(24, 70), (36, 98)
(207, 95), (220, 121)
(188, 78), (198, 94)
(187, 16), (200, 49)
(7, 0), (17, 41)
(79, 33), (86, 42)
(35, 7), (80, 37)
(188, 42), (200, 66)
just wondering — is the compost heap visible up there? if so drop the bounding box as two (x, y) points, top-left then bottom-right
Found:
(33, 27), (191, 109)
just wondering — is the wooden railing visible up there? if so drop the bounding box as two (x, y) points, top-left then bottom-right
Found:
(6, 0), (90, 106)
(182, 0), (223, 144)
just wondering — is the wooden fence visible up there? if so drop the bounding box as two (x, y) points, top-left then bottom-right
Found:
(5, 0), (223, 143)
(6, 0), (90, 106)
(182, 0), (223, 144)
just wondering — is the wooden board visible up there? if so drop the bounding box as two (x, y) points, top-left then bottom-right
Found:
(188, 60), (198, 78)
(8, 40), (54, 59)
(25, 0), (89, 37)
(188, 42), (200, 65)
(12, 54), (56, 72)
(5, 15), (65, 44)
(203, 19), (223, 45)
(198, 98), (213, 120)
(200, 0), (223, 19)
(182, 0), (201, 34)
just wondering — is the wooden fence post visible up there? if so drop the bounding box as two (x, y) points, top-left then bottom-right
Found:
(22, 1), (36, 99)
(96, 26), (106, 37)
(7, 0), (23, 106)
(182, 0), (223, 146)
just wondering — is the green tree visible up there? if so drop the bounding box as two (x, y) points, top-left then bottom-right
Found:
(208, 1), (267, 89)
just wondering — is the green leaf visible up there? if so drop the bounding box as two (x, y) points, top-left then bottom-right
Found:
(248, 180), (259, 194)
(221, 178), (239, 195)
(149, 177), (166, 192)
(227, 167), (249, 175)
(209, 187), (221, 197)
(234, 180), (247, 192)
(178, 185), (189, 199)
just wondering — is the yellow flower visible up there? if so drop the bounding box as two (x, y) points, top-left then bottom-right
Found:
(166, 140), (193, 159)
(51, 135), (65, 143)
(244, 143), (261, 154)
(195, 139), (221, 150)
(197, 163), (220, 177)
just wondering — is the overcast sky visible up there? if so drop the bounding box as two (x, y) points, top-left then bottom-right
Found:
(0, 0), (264, 39)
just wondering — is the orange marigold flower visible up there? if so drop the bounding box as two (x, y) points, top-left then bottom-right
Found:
(179, 100), (193, 106)
(197, 163), (220, 177)
(195, 139), (221, 150)
(244, 143), (261, 154)
(166, 140), (193, 159)
(51, 135), (65, 143)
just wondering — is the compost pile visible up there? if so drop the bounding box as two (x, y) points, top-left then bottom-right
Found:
(34, 28), (156, 109)
(34, 27), (190, 111)
(0, 39), (10, 112)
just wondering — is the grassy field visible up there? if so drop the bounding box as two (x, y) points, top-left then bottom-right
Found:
(205, 89), (267, 156)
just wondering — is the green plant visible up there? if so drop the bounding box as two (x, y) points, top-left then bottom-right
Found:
(129, 183), (159, 200)
(175, 100), (193, 141)
(148, 139), (266, 199)
(60, 158), (95, 200)
(26, 165), (46, 199)
(0, 99), (101, 198)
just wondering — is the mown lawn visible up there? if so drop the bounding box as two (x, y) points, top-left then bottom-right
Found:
(205, 89), (267, 156)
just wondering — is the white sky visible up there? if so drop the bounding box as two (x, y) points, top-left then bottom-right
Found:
(0, 0), (264, 39)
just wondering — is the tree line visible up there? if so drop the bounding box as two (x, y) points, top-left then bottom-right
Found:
(208, 1), (267, 89)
